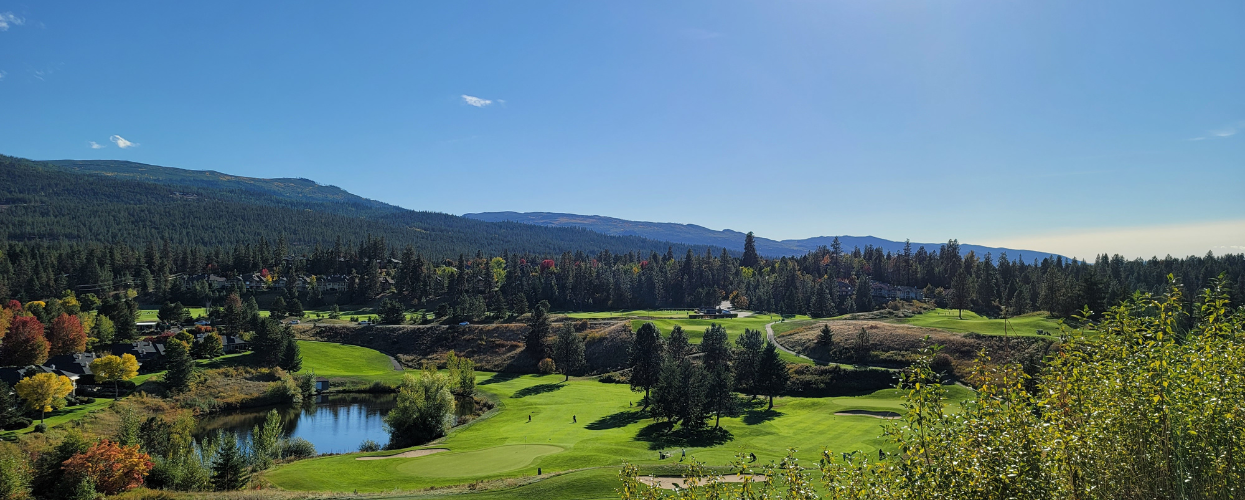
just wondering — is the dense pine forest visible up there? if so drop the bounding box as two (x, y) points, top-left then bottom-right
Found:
(1, 231), (1240, 322)
(0, 155), (707, 259)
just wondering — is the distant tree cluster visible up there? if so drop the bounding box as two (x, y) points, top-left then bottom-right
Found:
(629, 322), (789, 431)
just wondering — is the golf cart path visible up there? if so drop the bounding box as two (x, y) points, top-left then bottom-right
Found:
(388, 355), (403, 371)
(765, 321), (901, 372)
(765, 321), (814, 362)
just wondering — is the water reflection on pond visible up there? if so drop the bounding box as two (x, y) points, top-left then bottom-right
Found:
(197, 393), (395, 454)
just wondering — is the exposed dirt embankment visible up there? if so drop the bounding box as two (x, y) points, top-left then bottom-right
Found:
(298, 321), (633, 374)
(780, 320), (1054, 379)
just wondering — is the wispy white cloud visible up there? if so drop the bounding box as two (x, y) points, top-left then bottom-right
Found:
(0, 12), (24, 31)
(0, 70), (5, 80)
(683, 28), (722, 40)
(1191, 120), (1243, 141)
(1210, 126), (1237, 138)
(88, 141), (105, 149)
(110, 135), (138, 149)
(462, 95), (493, 107)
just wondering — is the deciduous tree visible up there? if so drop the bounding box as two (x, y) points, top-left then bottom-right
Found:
(90, 354), (139, 397)
(14, 373), (73, 423)
(1, 316), (48, 367)
(47, 313), (87, 356)
(61, 440), (153, 495)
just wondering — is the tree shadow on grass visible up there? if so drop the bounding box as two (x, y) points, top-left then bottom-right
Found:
(511, 383), (565, 398)
(585, 409), (648, 430)
(635, 421), (733, 450)
(480, 372), (520, 385)
(738, 398), (783, 425)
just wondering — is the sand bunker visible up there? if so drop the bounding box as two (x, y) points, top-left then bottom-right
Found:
(834, 410), (901, 419)
(356, 448), (448, 460)
(640, 475), (766, 489)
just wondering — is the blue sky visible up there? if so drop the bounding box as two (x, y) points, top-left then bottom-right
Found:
(0, 1), (1241, 258)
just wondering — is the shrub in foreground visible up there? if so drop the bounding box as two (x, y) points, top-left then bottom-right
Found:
(619, 277), (1245, 500)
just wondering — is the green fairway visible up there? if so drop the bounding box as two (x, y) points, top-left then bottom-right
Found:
(264, 373), (971, 493)
(897, 308), (1066, 337)
(397, 445), (564, 477)
(562, 309), (695, 319)
(295, 340), (411, 385)
(383, 468), (621, 500)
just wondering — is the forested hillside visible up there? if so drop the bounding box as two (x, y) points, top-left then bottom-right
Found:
(0, 155), (703, 259)
(465, 211), (1062, 259)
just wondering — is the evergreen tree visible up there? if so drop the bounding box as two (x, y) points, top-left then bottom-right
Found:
(951, 269), (971, 319)
(741, 232), (760, 269)
(551, 325), (585, 381)
(210, 433), (250, 491)
(816, 324), (834, 346)
(733, 329), (764, 398)
(755, 342), (789, 409)
(853, 275), (875, 313)
(287, 298), (304, 318)
(270, 297), (287, 319)
(252, 317), (291, 368)
(379, 298), (405, 324)
(525, 300), (551, 359)
(701, 324), (734, 428)
(628, 322), (664, 407)
(221, 294), (245, 337)
(810, 280), (836, 318)
(279, 336), (302, 372)
(163, 339), (195, 393)
(666, 325), (689, 361)
(158, 302), (189, 325)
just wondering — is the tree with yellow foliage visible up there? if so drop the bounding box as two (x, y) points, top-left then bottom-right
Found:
(91, 354), (139, 397)
(14, 372), (74, 423)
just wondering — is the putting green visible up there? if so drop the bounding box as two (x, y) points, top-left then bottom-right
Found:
(396, 445), (563, 477)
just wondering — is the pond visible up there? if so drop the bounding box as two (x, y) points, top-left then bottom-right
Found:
(197, 393), (395, 454)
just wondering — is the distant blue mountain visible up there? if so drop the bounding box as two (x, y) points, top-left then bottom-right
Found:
(464, 211), (1063, 261)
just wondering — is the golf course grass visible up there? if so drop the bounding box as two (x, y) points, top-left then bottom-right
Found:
(897, 308), (1066, 337)
(562, 309), (696, 319)
(295, 340), (411, 385)
(263, 371), (971, 494)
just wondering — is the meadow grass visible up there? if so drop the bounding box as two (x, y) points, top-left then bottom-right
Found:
(263, 372), (971, 493)
(897, 308), (1066, 337)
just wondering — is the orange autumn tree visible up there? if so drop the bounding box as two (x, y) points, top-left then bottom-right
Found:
(48, 313), (87, 355)
(61, 440), (153, 495)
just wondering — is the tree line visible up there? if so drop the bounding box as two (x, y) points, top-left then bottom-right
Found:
(2, 231), (1243, 323)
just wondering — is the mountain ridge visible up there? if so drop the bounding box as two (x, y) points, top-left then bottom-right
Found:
(464, 211), (1065, 260)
